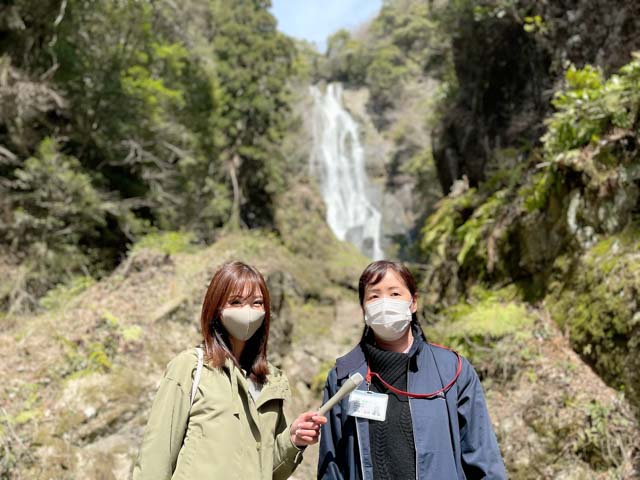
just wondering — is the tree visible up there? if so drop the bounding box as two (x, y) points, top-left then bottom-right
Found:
(210, 0), (296, 228)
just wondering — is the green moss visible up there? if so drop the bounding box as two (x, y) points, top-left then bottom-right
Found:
(444, 298), (533, 339)
(14, 409), (41, 425)
(122, 325), (142, 342)
(518, 169), (557, 213)
(310, 361), (334, 394)
(546, 229), (640, 413)
(40, 275), (95, 310)
(101, 310), (120, 328)
(588, 236), (615, 258)
(427, 288), (536, 379)
(132, 231), (196, 256)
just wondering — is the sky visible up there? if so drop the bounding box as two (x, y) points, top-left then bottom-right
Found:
(270, 0), (383, 53)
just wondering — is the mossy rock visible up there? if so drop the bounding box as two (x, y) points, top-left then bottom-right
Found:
(425, 287), (537, 384)
(545, 226), (640, 416)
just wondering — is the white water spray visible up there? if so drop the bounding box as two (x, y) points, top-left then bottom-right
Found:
(309, 83), (384, 260)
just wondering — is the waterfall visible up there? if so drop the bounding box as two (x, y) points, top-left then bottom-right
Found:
(309, 83), (384, 260)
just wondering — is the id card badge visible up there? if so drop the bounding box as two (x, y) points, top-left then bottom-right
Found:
(347, 390), (388, 421)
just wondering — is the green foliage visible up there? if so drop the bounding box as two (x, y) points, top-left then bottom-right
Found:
(399, 147), (437, 204)
(544, 55), (640, 159)
(523, 15), (547, 34)
(455, 190), (509, 266)
(573, 400), (633, 470)
(323, 30), (371, 85)
(54, 309), (147, 379)
(290, 40), (322, 83)
(546, 226), (640, 411)
(317, 0), (443, 115)
(132, 231), (196, 256)
(0, 0), (299, 311)
(469, 1), (517, 22)
(419, 177), (518, 289)
(376, 0), (444, 69)
(365, 44), (408, 112)
(418, 53), (640, 312)
(274, 183), (334, 259)
(121, 325), (143, 342)
(6, 138), (107, 243)
(210, 0), (296, 227)
(0, 138), (112, 306)
(420, 189), (476, 259)
(518, 169), (557, 213)
(40, 276), (95, 311)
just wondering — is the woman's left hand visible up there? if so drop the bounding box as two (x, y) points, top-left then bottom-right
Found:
(289, 411), (327, 447)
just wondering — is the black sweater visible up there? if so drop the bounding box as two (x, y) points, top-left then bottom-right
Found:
(363, 341), (416, 480)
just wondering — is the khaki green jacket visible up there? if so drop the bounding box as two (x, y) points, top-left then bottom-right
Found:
(133, 349), (303, 480)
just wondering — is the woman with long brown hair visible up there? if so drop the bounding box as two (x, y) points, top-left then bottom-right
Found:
(134, 261), (326, 479)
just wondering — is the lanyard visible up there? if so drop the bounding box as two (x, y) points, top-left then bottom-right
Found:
(364, 343), (462, 399)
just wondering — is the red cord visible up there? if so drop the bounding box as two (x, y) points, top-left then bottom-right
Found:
(365, 344), (462, 399)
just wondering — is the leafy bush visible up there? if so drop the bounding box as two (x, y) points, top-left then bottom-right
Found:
(0, 138), (114, 307)
(131, 231), (196, 256)
(544, 55), (640, 158)
(40, 276), (95, 311)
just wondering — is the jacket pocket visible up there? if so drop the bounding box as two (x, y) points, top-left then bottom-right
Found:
(171, 427), (201, 479)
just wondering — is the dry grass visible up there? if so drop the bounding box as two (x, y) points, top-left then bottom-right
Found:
(0, 232), (366, 478)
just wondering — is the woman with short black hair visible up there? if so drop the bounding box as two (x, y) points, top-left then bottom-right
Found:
(318, 260), (506, 479)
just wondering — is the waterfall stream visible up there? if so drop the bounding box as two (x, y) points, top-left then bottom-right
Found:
(309, 83), (384, 260)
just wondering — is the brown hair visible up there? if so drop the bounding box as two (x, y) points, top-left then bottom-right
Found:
(358, 260), (425, 341)
(200, 261), (270, 383)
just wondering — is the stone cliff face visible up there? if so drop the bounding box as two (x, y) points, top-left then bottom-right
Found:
(432, 0), (640, 195)
(419, 0), (640, 422)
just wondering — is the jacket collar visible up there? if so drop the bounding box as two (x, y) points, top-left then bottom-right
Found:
(335, 343), (367, 380)
(224, 359), (290, 409)
(335, 324), (426, 380)
(257, 363), (291, 408)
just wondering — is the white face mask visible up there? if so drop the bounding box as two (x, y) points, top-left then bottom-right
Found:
(364, 298), (412, 342)
(221, 305), (265, 341)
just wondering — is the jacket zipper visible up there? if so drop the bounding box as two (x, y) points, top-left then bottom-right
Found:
(408, 363), (419, 479)
(355, 414), (367, 479)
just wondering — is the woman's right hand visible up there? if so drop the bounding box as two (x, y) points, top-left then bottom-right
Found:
(289, 411), (327, 447)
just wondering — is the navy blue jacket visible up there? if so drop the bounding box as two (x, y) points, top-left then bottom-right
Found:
(317, 335), (506, 479)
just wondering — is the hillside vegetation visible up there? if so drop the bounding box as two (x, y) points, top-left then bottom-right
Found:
(1, 0), (299, 312)
(2, 0), (640, 478)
